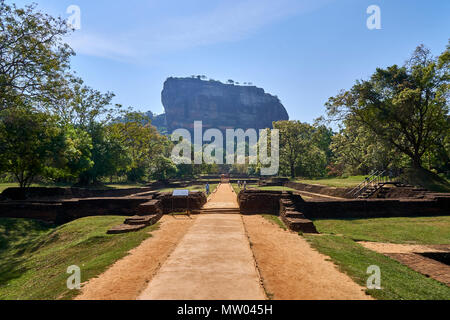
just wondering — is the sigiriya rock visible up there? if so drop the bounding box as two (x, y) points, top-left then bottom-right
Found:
(159, 77), (289, 133)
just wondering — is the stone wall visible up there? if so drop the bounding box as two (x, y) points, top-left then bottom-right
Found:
(158, 191), (207, 214)
(0, 190), (207, 224)
(1, 187), (154, 201)
(285, 182), (354, 199)
(238, 190), (286, 214)
(299, 197), (450, 219)
(238, 190), (450, 220)
(0, 202), (61, 223)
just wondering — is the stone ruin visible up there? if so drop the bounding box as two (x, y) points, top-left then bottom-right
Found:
(1, 181), (449, 235)
(0, 187), (207, 234)
(238, 189), (450, 233)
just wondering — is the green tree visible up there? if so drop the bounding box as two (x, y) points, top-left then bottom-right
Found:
(149, 156), (177, 181)
(47, 76), (116, 128)
(273, 121), (319, 178)
(326, 44), (449, 170)
(77, 124), (128, 185)
(0, 1), (73, 112)
(0, 109), (63, 187)
(108, 112), (166, 182)
(330, 119), (406, 175)
(58, 126), (93, 181)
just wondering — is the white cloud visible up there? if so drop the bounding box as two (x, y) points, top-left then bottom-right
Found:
(68, 33), (138, 60)
(67, 0), (331, 62)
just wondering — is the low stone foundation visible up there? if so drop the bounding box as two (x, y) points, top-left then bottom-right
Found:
(158, 192), (207, 214)
(0, 189), (207, 225)
(299, 197), (450, 219)
(285, 182), (354, 199)
(1, 187), (154, 201)
(238, 190), (318, 234)
(237, 190), (450, 233)
(238, 190), (285, 214)
(285, 181), (449, 200)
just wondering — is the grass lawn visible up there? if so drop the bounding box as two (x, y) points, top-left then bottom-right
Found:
(305, 234), (450, 300)
(0, 217), (158, 300)
(157, 183), (218, 195)
(0, 182), (147, 193)
(231, 183), (258, 194)
(0, 183), (73, 193)
(304, 216), (450, 299)
(232, 183), (304, 195)
(297, 176), (368, 188)
(258, 186), (299, 192)
(261, 215), (287, 231)
(104, 183), (146, 189)
(313, 216), (450, 245)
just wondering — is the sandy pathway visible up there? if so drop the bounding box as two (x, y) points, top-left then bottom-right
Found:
(75, 215), (196, 300)
(76, 183), (371, 300)
(138, 184), (266, 300)
(243, 215), (372, 300)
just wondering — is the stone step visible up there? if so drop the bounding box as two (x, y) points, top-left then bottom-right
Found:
(107, 223), (148, 235)
(283, 210), (306, 219)
(282, 217), (318, 234)
(193, 208), (241, 214)
(137, 200), (163, 215)
(124, 214), (160, 226)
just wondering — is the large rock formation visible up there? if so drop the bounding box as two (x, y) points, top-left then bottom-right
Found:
(161, 77), (289, 133)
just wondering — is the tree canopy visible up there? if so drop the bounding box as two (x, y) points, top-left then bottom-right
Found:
(0, 1), (73, 112)
(326, 44), (449, 170)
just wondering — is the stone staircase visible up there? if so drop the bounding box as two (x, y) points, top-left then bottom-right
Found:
(358, 182), (427, 199)
(357, 183), (384, 199)
(107, 199), (164, 234)
(192, 208), (241, 215)
(279, 194), (318, 234)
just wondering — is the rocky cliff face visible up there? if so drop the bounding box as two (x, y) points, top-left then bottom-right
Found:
(161, 77), (289, 133)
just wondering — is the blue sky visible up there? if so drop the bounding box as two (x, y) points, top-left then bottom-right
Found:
(10, 0), (450, 123)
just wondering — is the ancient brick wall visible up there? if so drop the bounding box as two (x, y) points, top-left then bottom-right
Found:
(0, 190), (207, 224)
(285, 182), (355, 199)
(238, 190), (450, 219)
(238, 190), (285, 214)
(1, 187), (154, 201)
(157, 192), (207, 214)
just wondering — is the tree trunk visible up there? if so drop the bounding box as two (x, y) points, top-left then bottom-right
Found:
(412, 156), (423, 169)
(290, 164), (295, 179)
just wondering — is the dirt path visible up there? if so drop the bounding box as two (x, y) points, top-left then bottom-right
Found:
(76, 183), (371, 300)
(203, 183), (239, 209)
(75, 215), (196, 300)
(243, 215), (372, 300)
(138, 184), (266, 300)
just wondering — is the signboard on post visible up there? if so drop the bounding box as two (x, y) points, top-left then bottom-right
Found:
(172, 190), (189, 197)
(172, 189), (190, 215)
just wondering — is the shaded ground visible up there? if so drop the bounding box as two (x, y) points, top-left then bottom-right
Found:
(0, 216), (157, 300)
